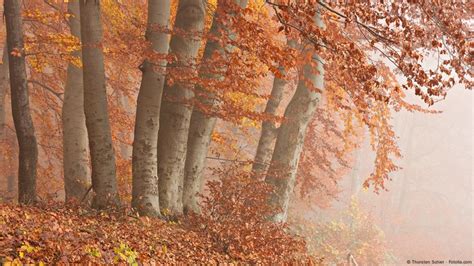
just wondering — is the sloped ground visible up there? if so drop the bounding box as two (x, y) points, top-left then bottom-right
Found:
(0, 175), (317, 264)
(0, 203), (236, 264)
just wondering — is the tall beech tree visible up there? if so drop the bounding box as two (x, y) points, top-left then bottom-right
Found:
(265, 9), (325, 222)
(4, 0), (38, 204)
(63, 0), (90, 202)
(0, 46), (9, 140)
(183, 0), (248, 214)
(252, 40), (296, 175)
(79, 0), (120, 208)
(0, 0), (468, 227)
(0, 46), (12, 197)
(157, 0), (206, 215)
(251, 66), (287, 175)
(259, 0), (470, 221)
(132, 0), (172, 217)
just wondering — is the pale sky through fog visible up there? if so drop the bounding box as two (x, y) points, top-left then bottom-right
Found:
(387, 86), (473, 263)
(309, 48), (473, 263)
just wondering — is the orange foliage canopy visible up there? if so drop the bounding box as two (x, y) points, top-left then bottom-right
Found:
(0, 0), (471, 264)
(265, 0), (471, 194)
(1, 0), (471, 214)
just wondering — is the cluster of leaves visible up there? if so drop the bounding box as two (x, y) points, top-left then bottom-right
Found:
(291, 198), (397, 265)
(265, 0), (472, 193)
(187, 165), (310, 264)
(169, 0), (295, 124)
(296, 101), (355, 206)
(7, 0), (148, 199)
(4, 0), (466, 205)
(0, 201), (291, 264)
(3, 0), (294, 200)
(0, 167), (310, 264)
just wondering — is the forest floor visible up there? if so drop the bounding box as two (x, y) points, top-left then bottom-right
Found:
(0, 203), (241, 264)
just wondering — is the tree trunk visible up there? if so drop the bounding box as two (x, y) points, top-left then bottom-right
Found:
(131, 0), (171, 217)
(4, 0), (38, 204)
(252, 39), (296, 175)
(7, 175), (15, 194)
(62, 0), (90, 203)
(265, 11), (325, 223)
(0, 45), (10, 194)
(252, 40), (296, 177)
(157, 0), (206, 215)
(252, 66), (288, 174)
(0, 45), (10, 140)
(182, 0), (248, 214)
(79, 0), (120, 208)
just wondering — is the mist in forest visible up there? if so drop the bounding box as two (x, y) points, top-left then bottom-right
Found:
(311, 86), (473, 263)
(0, 0), (471, 264)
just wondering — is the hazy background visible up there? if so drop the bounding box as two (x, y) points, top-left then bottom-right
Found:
(314, 85), (473, 263)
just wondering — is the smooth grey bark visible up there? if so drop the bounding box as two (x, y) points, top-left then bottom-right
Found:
(252, 66), (288, 174)
(252, 40), (297, 177)
(265, 11), (325, 223)
(117, 92), (132, 158)
(5, 0), (38, 204)
(182, 0), (248, 214)
(0, 46), (10, 198)
(182, 108), (215, 214)
(7, 175), (15, 194)
(157, 0), (206, 215)
(252, 39), (296, 175)
(131, 0), (171, 217)
(62, 0), (90, 202)
(79, 0), (120, 208)
(0, 45), (9, 140)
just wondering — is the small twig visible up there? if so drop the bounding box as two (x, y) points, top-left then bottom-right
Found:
(127, 214), (140, 220)
(79, 228), (93, 234)
(27, 80), (63, 102)
(80, 185), (93, 203)
(206, 156), (250, 164)
(205, 156), (270, 166)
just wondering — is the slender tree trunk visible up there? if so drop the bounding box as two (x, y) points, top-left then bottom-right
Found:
(62, 0), (90, 202)
(132, 0), (171, 217)
(7, 175), (14, 194)
(0, 45), (9, 196)
(252, 66), (288, 174)
(79, 0), (120, 208)
(0, 46), (15, 201)
(182, 0), (248, 214)
(157, 0), (206, 215)
(4, 0), (38, 204)
(117, 92), (132, 159)
(0, 45), (9, 140)
(182, 107), (215, 214)
(252, 39), (296, 175)
(265, 10), (325, 223)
